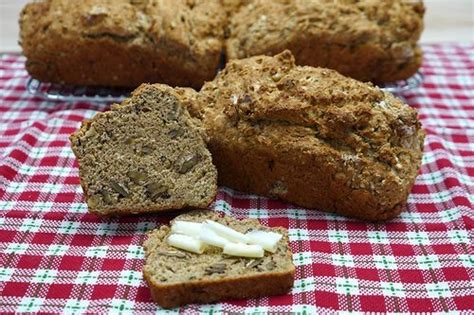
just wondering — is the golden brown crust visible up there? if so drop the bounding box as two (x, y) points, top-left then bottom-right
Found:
(145, 270), (294, 308)
(191, 51), (425, 221)
(226, 0), (425, 83)
(20, 0), (424, 86)
(142, 210), (295, 308)
(220, 0), (249, 15)
(19, 0), (226, 88)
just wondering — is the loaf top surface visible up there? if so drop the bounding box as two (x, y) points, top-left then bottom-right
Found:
(143, 210), (295, 284)
(227, 0), (424, 60)
(196, 50), (424, 184)
(20, 0), (226, 64)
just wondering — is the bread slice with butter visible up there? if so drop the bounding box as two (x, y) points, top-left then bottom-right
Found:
(142, 211), (295, 308)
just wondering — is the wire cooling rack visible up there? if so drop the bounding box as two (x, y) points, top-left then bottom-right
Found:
(26, 71), (424, 104)
(26, 78), (131, 104)
(379, 71), (424, 94)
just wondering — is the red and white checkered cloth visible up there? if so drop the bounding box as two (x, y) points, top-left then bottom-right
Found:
(1, 43), (473, 313)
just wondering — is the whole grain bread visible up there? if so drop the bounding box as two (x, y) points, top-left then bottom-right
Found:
(143, 210), (295, 308)
(226, 0), (425, 83)
(188, 51), (425, 221)
(20, 0), (226, 88)
(70, 84), (217, 216)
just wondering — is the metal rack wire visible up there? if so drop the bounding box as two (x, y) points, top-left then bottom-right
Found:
(379, 71), (424, 94)
(26, 78), (130, 104)
(26, 71), (424, 103)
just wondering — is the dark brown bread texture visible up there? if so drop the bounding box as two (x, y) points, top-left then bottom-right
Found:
(19, 0), (226, 88)
(70, 84), (217, 216)
(189, 51), (425, 221)
(143, 210), (295, 308)
(226, 0), (425, 83)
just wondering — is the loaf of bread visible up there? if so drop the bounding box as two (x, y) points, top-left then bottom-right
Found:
(70, 84), (217, 216)
(19, 0), (226, 88)
(143, 210), (295, 308)
(226, 0), (425, 83)
(189, 51), (425, 221)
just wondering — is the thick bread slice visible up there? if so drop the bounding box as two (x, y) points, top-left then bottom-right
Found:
(70, 84), (217, 216)
(191, 50), (425, 221)
(143, 210), (295, 308)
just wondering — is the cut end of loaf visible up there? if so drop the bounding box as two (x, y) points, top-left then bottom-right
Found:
(70, 84), (217, 216)
(142, 210), (295, 308)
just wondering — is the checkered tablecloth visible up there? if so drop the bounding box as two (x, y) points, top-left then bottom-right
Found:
(1, 43), (473, 314)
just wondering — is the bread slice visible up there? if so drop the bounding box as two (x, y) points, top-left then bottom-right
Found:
(70, 84), (217, 216)
(143, 210), (295, 308)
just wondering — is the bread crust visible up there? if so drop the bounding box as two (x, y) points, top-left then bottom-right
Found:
(142, 211), (295, 308)
(226, 0), (425, 83)
(19, 0), (226, 89)
(220, 0), (249, 15)
(144, 268), (294, 308)
(191, 51), (425, 221)
(20, 0), (424, 87)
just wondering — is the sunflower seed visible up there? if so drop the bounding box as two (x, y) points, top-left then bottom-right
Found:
(157, 250), (187, 258)
(205, 263), (226, 275)
(271, 72), (283, 82)
(167, 103), (181, 120)
(109, 181), (129, 197)
(101, 190), (114, 204)
(146, 181), (169, 200)
(168, 128), (185, 139)
(265, 261), (276, 270)
(176, 153), (199, 174)
(127, 170), (147, 184)
(246, 259), (262, 269)
(141, 145), (152, 155)
(87, 194), (101, 208)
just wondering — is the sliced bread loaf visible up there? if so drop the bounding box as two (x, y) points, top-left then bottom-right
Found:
(70, 84), (217, 216)
(143, 210), (295, 308)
